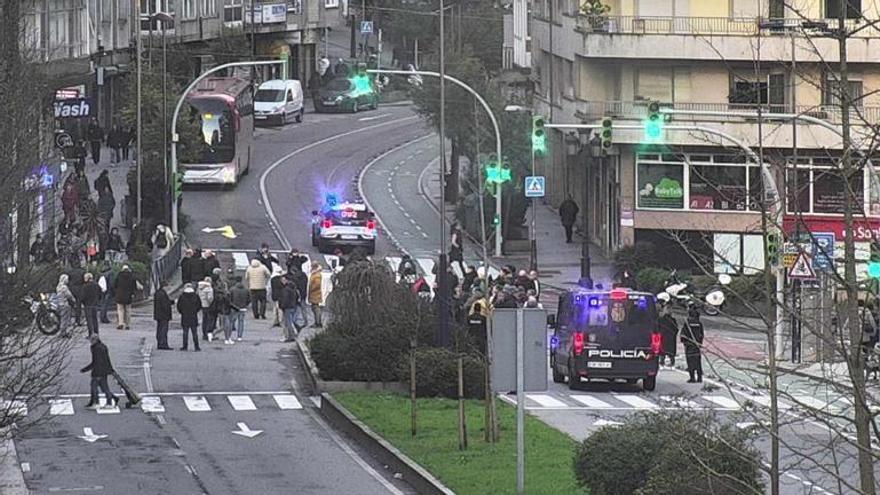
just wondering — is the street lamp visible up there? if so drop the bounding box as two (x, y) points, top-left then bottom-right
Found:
(149, 11), (174, 225)
(504, 104), (538, 270)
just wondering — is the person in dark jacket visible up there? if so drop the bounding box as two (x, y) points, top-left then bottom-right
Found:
(68, 265), (86, 326)
(80, 273), (102, 336)
(657, 304), (679, 366)
(228, 278), (251, 342)
(681, 307), (704, 383)
(80, 334), (118, 409)
(256, 243), (279, 272)
(180, 248), (195, 284)
(94, 169), (113, 199)
(203, 250), (220, 274)
(286, 248), (308, 274)
(270, 268), (284, 327)
(114, 265), (137, 330)
(189, 248), (206, 284)
(278, 277), (299, 342)
(154, 281), (173, 350)
(176, 284), (201, 351)
(558, 194), (580, 243)
(86, 117), (104, 165)
(98, 264), (115, 323)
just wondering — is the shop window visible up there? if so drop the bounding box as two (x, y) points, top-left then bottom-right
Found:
(689, 165), (747, 211)
(825, 0), (861, 19)
(224, 0), (243, 22)
(637, 162), (684, 209)
(786, 169), (811, 214)
(813, 168), (864, 213)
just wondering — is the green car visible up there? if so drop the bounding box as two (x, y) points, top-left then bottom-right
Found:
(315, 77), (379, 113)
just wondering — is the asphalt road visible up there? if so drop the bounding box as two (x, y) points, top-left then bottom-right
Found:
(14, 106), (430, 495)
(357, 133), (876, 495)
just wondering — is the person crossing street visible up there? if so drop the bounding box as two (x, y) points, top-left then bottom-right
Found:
(80, 334), (118, 410)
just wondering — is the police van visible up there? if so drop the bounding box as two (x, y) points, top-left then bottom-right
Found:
(549, 287), (662, 391)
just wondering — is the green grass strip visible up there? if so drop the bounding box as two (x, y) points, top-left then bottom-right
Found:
(334, 391), (583, 495)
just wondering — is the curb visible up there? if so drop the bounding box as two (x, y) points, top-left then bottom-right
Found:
(295, 334), (321, 394)
(320, 393), (455, 495)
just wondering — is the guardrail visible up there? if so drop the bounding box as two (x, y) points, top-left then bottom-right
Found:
(150, 234), (183, 295)
(573, 100), (880, 125)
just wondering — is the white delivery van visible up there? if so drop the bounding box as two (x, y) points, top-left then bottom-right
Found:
(254, 79), (304, 125)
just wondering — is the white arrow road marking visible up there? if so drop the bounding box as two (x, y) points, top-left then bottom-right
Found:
(231, 422), (263, 438)
(78, 427), (108, 443)
(593, 419), (624, 427)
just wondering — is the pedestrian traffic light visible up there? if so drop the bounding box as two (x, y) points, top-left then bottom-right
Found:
(766, 231), (780, 267)
(485, 159), (512, 185)
(600, 116), (613, 153)
(532, 115), (547, 156)
(869, 242), (880, 278)
(172, 171), (184, 201)
(644, 101), (663, 143)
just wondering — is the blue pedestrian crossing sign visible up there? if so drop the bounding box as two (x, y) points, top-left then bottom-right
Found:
(525, 176), (545, 198)
(360, 21), (373, 34)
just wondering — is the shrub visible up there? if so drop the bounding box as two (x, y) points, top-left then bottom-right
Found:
(398, 347), (485, 399)
(574, 410), (764, 495)
(635, 267), (668, 294)
(309, 321), (411, 382)
(612, 242), (656, 273)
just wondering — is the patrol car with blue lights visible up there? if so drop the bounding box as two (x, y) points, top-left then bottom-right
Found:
(311, 195), (377, 254)
(549, 287), (662, 391)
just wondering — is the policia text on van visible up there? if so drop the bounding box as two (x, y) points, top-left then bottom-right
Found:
(549, 287), (662, 391)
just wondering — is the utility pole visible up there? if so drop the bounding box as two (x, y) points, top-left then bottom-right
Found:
(136, 0), (143, 227)
(438, 0), (450, 348)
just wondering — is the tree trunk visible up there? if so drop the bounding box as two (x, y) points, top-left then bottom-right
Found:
(447, 137), (460, 203)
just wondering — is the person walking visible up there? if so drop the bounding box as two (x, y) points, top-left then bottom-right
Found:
(245, 258), (271, 319)
(151, 224), (174, 259)
(269, 266), (284, 327)
(114, 264), (137, 330)
(154, 281), (173, 350)
(278, 277), (299, 342)
(681, 307), (704, 383)
(657, 303), (679, 367)
(94, 169), (113, 199)
(68, 264), (86, 326)
(86, 117), (104, 165)
(29, 234), (48, 263)
(559, 194), (580, 243)
(122, 125), (134, 161)
(97, 263), (115, 323)
(176, 284), (201, 351)
(228, 277), (250, 343)
(288, 265), (308, 331)
(197, 276), (215, 341)
(449, 222), (465, 275)
(80, 334), (118, 409)
(213, 286), (231, 345)
(55, 274), (77, 338)
(307, 262), (325, 327)
(107, 124), (123, 164)
(80, 272), (102, 336)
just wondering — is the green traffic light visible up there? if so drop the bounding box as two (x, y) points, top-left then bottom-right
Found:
(869, 262), (880, 278)
(351, 75), (372, 96)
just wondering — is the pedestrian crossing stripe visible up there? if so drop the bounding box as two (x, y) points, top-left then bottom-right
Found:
(41, 394), (305, 416)
(495, 392), (839, 412)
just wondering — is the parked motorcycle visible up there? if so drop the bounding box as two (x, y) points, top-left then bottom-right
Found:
(657, 270), (729, 316)
(24, 293), (61, 336)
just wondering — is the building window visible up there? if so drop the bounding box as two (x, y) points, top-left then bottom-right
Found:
(729, 73), (785, 108)
(288, 0), (302, 14)
(637, 160), (684, 209)
(141, 0), (176, 31)
(201, 0), (217, 17)
(813, 168), (864, 214)
(182, 0), (197, 19)
(325, 0), (339, 8)
(689, 165), (748, 211)
(824, 77), (863, 107)
(825, 0), (861, 19)
(224, 0), (243, 22)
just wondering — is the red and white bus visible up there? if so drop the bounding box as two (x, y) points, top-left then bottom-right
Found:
(181, 77), (254, 186)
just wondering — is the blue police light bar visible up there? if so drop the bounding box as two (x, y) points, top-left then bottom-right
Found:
(325, 193), (338, 207)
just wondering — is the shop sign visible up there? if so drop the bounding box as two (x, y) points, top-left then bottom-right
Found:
(54, 98), (92, 118)
(262, 3), (287, 23)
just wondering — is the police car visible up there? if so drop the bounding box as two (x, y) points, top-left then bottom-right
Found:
(311, 199), (376, 254)
(549, 287), (661, 391)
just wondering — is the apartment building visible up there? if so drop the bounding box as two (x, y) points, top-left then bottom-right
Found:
(529, 0), (880, 273)
(22, 0), (332, 128)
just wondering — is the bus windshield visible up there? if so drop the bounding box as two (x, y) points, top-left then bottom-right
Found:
(188, 97), (235, 164)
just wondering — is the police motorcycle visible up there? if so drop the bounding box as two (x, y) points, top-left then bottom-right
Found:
(24, 292), (62, 335)
(657, 270), (730, 316)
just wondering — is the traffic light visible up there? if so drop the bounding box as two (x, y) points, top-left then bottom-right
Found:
(869, 242), (880, 278)
(172, 171), (184, 201)
(484, 157), (512, 185)
(532, 115), (547, 155)
(766, 231), (780, 267)
(600, 116), (613, 153)
(644, 101), (663, 142)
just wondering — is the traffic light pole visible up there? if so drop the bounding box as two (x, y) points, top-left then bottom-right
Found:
(170, 60), (287, 234)
(368, 69), (504, 257)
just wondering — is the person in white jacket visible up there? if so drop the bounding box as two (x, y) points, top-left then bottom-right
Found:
(151, 224), (174, 260)
(197, 277), (214, 341)
(245, 259), (271, 319)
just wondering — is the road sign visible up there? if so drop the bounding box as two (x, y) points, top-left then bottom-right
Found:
(788, 252), (817, 280)
(524, 175), (545, 198)
(812, 232), (835, 271)
(360, 21), (373, 34)
(782, 243), (799, 268)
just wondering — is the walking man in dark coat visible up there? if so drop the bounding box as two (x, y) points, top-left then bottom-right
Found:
(81, 334), (118, 409)
(558, 194), (580, 243)
(80, 273), (102, 336)
(177, 283), (201, 351)
(154, 281), (173, 350)
(87, 117), (104, 165)
(681, 307), (704, 383)
(114, 265), (137, 330)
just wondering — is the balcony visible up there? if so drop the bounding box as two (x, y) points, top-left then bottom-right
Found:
(573, 15), (879, 63)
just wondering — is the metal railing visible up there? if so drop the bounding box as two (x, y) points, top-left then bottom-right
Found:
(573, 100), (880, 125)
(150, 234), (183, 295)
(575, 15), (866, 37)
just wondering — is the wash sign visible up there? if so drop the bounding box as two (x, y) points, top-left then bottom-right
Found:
(525, 175), (545, 198)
